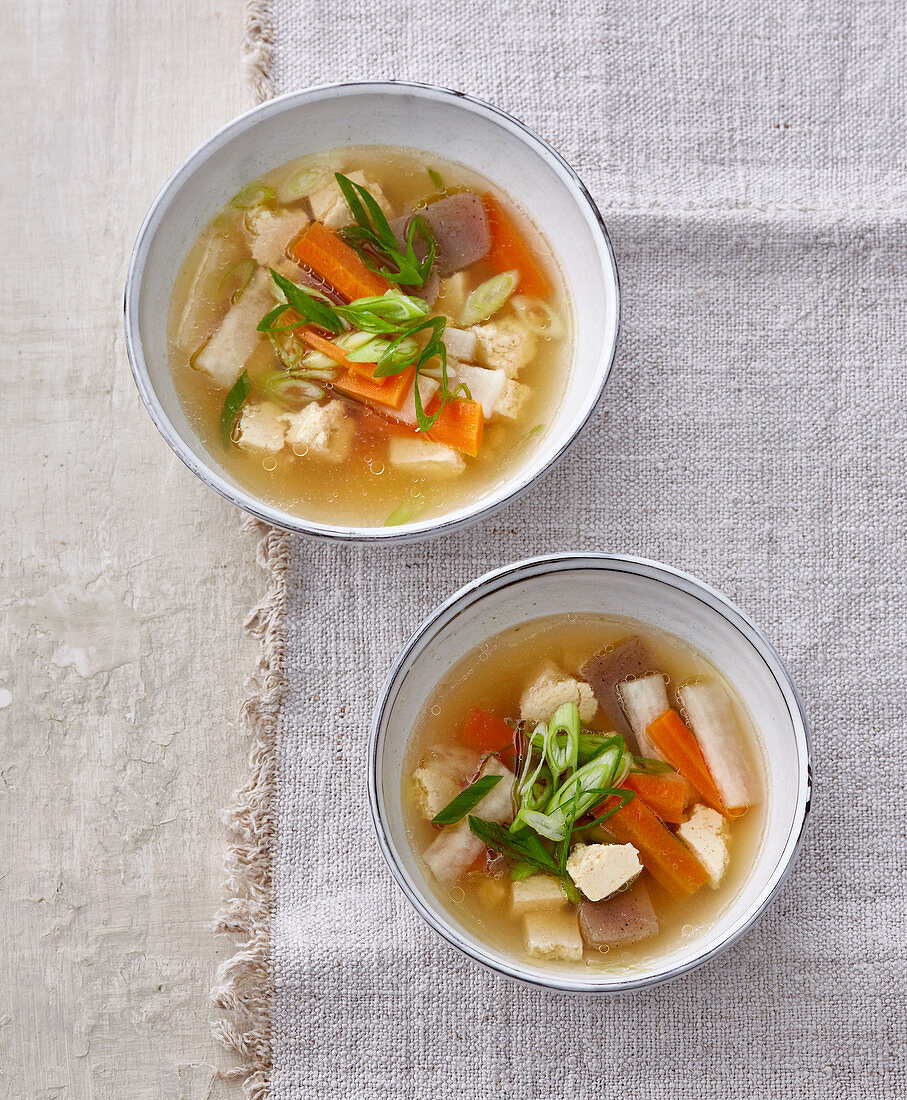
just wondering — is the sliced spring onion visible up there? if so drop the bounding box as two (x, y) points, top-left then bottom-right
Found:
(230, 182), (275, 210)
(219, 371), (250, 446)
(544, 702), (581, 783)
(458, 270), (519, 326)
(450, 382), (473, 401)
(385, 499), (426, 526)
(427, 168), (446, 193)
(256, 371), (323, 408)
(631, 755), (676, 774)
(263, 270), (343, 334)
(545, 744), (625, 824)
(345, 335), (418, 365)
(431, 774), (503, 826)
(510, 861), (537, 881)
(512, 295), (565, 337)
(276, 164), (332, 204)
(218, 258), (256, 303)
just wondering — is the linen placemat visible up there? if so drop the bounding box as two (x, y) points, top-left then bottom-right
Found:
(213, 2), (907, 1096)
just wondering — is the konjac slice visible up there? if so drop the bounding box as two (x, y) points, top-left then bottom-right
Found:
(678, 681), (755, 814)
(581, 638), (656, 746)
(578, 880), (659, 947)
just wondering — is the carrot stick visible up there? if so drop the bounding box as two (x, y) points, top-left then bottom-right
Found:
(425, 398), (484, 457)
(461, 708), (514, 753)
(623, 771), (689, 825)
(291, 221), (390, 301)
(332, 365), (416, 411)
(299, 328), (388, 384)
(482, 194), (552, 299)
(596, 789), (709, 900)
(645, 709), (734, 817)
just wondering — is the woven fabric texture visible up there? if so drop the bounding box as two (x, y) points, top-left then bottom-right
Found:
(261, 2), (906, 1096)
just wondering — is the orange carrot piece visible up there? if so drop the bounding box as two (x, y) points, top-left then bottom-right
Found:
(645, 709), (732, 817)
(299, 328), (389, 385)
(597, 789), (709, 900)
(461, 708), (514, 753)
(332, 365), (416, 411)
(623, 771), (689, 825)
(482, 194), (553, 299)
(291, 221), (390, 301)
(425, 398), (484, 457)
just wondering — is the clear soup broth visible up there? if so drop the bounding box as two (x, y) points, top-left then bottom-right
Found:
(168, 146), (571, 527)
(404, 614), (766, 975)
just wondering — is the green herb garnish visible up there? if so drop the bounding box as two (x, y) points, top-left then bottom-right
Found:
(432, 775), (503, 825)
(467, 817), (559, 874)
(220, 370), (250, 446)
(427, 168), (445, 193)
(335, 173), (435, 287)
(374, 315), (450, 431)
(260, 270), (343, 334)
(229, 182), (275, 210)
(631, 755), (675, 774)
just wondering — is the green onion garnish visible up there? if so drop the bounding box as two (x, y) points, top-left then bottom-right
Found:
(459, 270), (519, 326)
(276, 164), (331, 205)
(218, 258), (257, 303)
(631, 755), (675, 774)
(385, 498), (426, 526)
(431, 775), (503, 825)
(219, 371), (250, 446)
(467, 817), (559, 874)
(229, 182), (275, 210)
(427, 168), (446, 193)
(335, 173), (436, 287)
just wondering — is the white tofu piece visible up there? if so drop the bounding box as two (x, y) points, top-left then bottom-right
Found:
(618, 674), (670, 759)
(456, 364), (507, 419)
(511, 875), (567, 916)
(194, 267), (273, 387)
(423, 821), (485, 889)
(412, 764), (460, 821)
(308, 170), (392, 229)
(393, 375), (440, 428)
(524, 910), (584, 962)
(236, 401), (287, 453)
(436, 272), (469, 319)
(677, 804), (730, 889)
(473, 316), (536, 376)
(520, 661), (598, 724)
(441, 326), (477, 362)
(387, 436), (465, 476)
(678, 681), (755, 812)
(281, 400), (353, 462)
(495, 378), (531, 421)
(566, 842), (642, 902)
(247, 208), (310, 268)
(472, 757), (516, 825)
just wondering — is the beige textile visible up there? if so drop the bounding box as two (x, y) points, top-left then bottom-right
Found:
(216, 1), (907, 1097)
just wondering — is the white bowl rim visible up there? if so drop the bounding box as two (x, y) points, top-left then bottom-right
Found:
(368, 552), (813, 993)
(123, 80), (621, 544)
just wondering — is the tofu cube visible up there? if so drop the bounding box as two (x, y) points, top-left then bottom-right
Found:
(456, 364), (507, 419)
(236, 401), (287, 453)
(423, 821), (485, 889)
(194, 267), (273, 387)
(387, 436), (465, 475)
(309, 170), (392, 229)
(281, 400), (353, 462)
(441, 326), (478, 362)
(511, 875), (567, 916)
(494, 378), (531, 421)
(677, 804), (730, 888)
(471, 757), (516, 825)
(248, 208), (310, 268)
(566, 843), (642, 902)
(524, 911), (584, 962)
(412, 764), (460, 821)
(473, 316), (536, 376)
(519, 662), (598, 724)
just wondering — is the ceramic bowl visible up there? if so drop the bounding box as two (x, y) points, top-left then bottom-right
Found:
(124, 81), (620, 542)
(369, 554), (812, 991)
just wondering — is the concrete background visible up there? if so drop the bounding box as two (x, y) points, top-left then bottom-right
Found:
(1, 2), (260, 1095)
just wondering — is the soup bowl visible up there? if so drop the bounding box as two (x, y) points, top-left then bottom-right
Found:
(124, 81), (620, 542)
(369, 554), (812, 992)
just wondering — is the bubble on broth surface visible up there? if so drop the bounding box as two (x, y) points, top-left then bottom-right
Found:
(262, 457), (277, 472)
(430, 705), (441, 717)
(291, 443), (309, 457)
(449, 886), (465, 904)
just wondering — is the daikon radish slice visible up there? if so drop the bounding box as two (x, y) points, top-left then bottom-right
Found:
(678, 681), (756, 813)
(618, 674), (669, 758)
